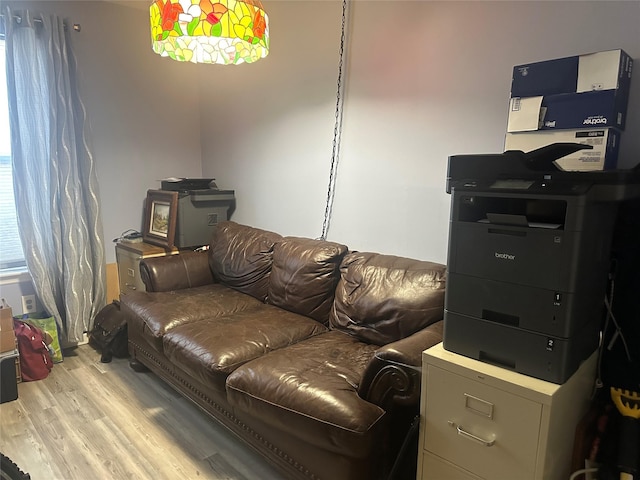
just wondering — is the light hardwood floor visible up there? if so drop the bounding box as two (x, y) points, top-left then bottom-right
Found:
(0, 344), (283, 480)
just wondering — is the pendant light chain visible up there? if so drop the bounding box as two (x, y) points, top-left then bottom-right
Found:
(320, 0), (349, 240)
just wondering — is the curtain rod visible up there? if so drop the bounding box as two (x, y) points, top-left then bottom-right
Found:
(0, 14), (81, 32)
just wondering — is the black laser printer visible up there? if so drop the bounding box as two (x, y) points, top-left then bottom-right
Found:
(444, 144), (640, 383)
(160, 178), (236, 249)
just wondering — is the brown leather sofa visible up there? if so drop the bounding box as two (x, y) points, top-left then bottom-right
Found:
(121, 221), (446, 480)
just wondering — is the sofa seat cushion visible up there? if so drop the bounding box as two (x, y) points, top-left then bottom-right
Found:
(226, 330), (384, 457)
(121, 283), (262, 352)
(162, 304), (328, 386)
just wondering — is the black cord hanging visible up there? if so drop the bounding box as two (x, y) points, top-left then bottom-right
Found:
(320, 0), (349, 240)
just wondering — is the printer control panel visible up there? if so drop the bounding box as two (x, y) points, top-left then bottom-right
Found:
(457, 178), (591, 195)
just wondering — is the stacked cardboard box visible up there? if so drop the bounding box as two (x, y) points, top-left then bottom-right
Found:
(0, 304), (19, 403)
(504, 49), (633, 171)
(0, 305), (16, 353)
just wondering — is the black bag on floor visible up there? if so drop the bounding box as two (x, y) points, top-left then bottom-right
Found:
(89, 300), (128, 363)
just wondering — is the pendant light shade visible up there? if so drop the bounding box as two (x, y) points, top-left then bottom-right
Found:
(150, 0), (269, 65)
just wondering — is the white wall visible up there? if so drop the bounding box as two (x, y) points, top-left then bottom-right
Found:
(199, 0), (640, 264)
(72, 1), (204, 263)
(197, 1), (345, 239)
(2, 0), (639, 270)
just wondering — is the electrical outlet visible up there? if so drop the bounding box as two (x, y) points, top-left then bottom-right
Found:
(21, 294), (36, 314)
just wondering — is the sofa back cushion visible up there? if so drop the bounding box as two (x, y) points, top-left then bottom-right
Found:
(267, 237), (348, 325)
(208, 221), (282, 301)
(330, 252), (446, 345)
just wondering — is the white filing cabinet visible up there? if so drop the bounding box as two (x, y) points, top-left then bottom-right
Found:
(417, 343), (597, 480)
(115, 241), (179, 295)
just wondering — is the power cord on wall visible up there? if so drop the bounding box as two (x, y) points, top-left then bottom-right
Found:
(593, 268), (632, 399)
(319, 0), (350, 240)
(569, 466), (599, 480)
(112, 229), (142, 243)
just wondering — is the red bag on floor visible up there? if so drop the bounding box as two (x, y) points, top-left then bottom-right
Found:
(13, 319), (53, 381)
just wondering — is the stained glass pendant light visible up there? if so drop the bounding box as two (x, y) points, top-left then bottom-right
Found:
(150, 0), (269, 65)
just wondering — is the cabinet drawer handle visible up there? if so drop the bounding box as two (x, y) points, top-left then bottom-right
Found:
(449, 421), (495, 447)
(125, 283), (137, 290)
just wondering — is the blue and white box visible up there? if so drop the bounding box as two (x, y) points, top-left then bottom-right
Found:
(508, 49), (632, 132)
(508, 89), (628, 132)
(511, 49), (632, 97)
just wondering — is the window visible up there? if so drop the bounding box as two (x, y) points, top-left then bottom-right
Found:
(0, 38), (26, 271)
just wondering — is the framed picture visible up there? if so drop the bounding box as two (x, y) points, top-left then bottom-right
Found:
(143, 189), (178, 248)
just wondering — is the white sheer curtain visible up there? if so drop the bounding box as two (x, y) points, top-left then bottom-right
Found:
(4, 7), (106, 344)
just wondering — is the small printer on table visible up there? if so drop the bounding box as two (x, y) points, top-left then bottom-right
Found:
(160, 178), (236, 249)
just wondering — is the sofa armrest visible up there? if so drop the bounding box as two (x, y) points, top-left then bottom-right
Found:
(140, 250), (215, 292)
(358, 320), (444, 408)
